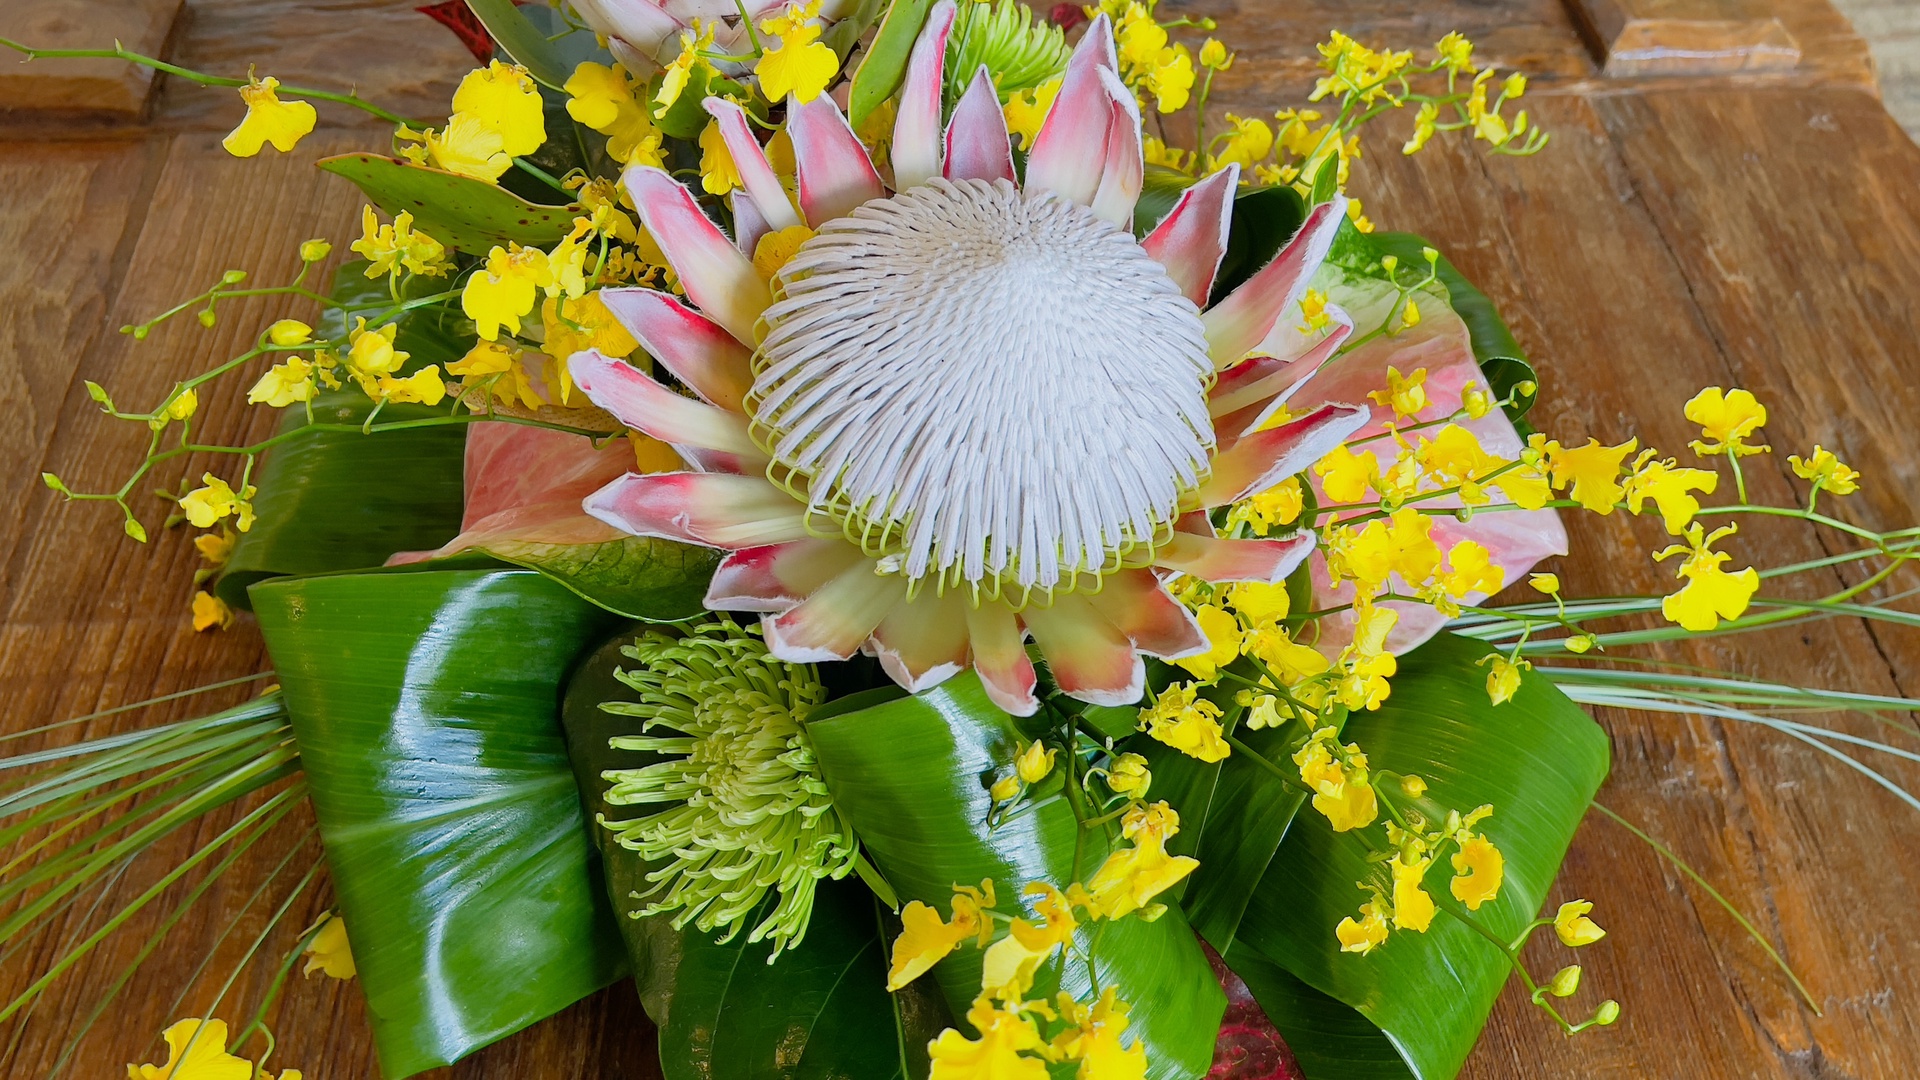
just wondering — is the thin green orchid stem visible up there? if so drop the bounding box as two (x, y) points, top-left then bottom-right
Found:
(1589, 801), (1819, 1013)
(1222, 734), (1316, 797)
(0, 37), (410, 124)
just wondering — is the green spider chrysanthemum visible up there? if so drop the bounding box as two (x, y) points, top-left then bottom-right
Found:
(945, 0), (1072, 102)
(598, 618), (856, 957)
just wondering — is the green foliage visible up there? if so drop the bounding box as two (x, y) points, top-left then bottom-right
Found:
(806, 673), (1226, 1080)
(1230, 634), (1610, 1079)
(560, 630), (950, 1079)
(465, 0), (611, 91)
(849, 0), (935, 128)
(946, 0), (1071, 102)
(252, 567), (628, 1078)
(317, 153), (580, 255)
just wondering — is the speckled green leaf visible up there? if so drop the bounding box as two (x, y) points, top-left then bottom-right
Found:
(318, 153), (579, 254)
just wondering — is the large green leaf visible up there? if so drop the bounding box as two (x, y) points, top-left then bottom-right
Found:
(848, 0), (935, 128)
(216, 264), (470, 608)
(318, 153), (580, 255)
(558, 631), (950, 1079)
(807, 673), (1226, 1080)
(1232, 633), (1609, 1080)
(252, 567), (628, 1078)
(1369, 232), (1538, 432)
(466, 0), (612, 91)
(1137, 662), (1317, 956)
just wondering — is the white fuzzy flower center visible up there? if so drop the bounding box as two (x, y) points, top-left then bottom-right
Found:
(752, 177), (1215, 593)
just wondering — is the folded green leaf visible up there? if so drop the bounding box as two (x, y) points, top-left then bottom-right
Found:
(1232, 633), (1609, 1080)
(318, 153), (580, 255)
(253, 567), (628, 1078)
(807, 673), (1226, 1080)
(559, 631), (950, 1079)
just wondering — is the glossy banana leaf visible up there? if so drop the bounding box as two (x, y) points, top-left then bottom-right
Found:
(1230, 633), (1609, 1080)
(1137, 660), (1318, 956)
(1369, 232), (1538, 432)
(252, 567), (628, 1078)
(318, 153), (580, 254)
(559, 631), (951, 1079)
(216, 264), (470, 608)
(807, 673), (1226, 1080)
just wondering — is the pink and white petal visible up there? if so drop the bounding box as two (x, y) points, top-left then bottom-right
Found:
(892, 0), (958, 190)
(1142, 164), (1238, 306)
(872, 589), (973, 692)
(1210, 313), (1353, 421)
(967, 604), (1038, 715)
(595, 288), (754, 412)
(706, 97), (803, 231)
(575, 0), (684, 64)
(1083, 569), (1207, 660)
(731, 188), (771, 258)
(569, 350), (766, 473)
(706, 537), (868, 612)
(1023, 593), (1144, 707)
(583, 472), (809, 548)
(1024, 14), (1117, 208)
(388, 423), (633, 563)
(1087, 68), (1143, 228)
(1201, 195), (1345, 368)
(1154, 532), (1316, 584)
(763, 563), (909, 662)
(789, 93), (887, 225)
(944, 66), (1016, 183)
(621, 165), (770, 346)
(1193, 403), (1370, 508)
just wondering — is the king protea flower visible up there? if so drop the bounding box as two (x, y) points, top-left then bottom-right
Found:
(567, 2), (1371, 715)
(571, 0), (856, 70)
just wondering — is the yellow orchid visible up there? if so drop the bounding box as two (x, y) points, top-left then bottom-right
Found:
(302, 912), (357, 979)
(756, 1), (840, 104)
(1139, 682), (1230, 762)
(1656, 523), (1759, 632)
(222, 76), (316, 157)
(1684, 386), (1769, 458)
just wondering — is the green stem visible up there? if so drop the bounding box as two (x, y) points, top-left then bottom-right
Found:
(0, 38), (410, 124)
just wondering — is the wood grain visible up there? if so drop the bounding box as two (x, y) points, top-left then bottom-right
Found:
(3, 1), (1920, 1078)
(1566, 0), (1802, 76)
(0, 0), (184, 121)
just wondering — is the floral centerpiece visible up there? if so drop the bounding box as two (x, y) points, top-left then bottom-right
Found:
(0, 2), (1902, 1078)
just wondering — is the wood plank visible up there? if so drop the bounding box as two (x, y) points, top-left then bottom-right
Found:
(0, 0), (184, 122)
(1566, 0), (1801, 76)
(1342, 90), (1920, 1076)
(152, 0), (476, 132)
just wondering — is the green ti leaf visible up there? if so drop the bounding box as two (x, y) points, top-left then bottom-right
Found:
(252, 566), (628, 1078)
(806, 672), (1226, 1080)
(1228, 633), (1610, 1080)
(465, 0), (612, 91)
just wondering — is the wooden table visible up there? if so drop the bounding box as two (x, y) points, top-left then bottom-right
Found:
(2, 1), (1916, 1077)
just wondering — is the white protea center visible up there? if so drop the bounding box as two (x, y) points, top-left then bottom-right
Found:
(751, 177), (1217, 594)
